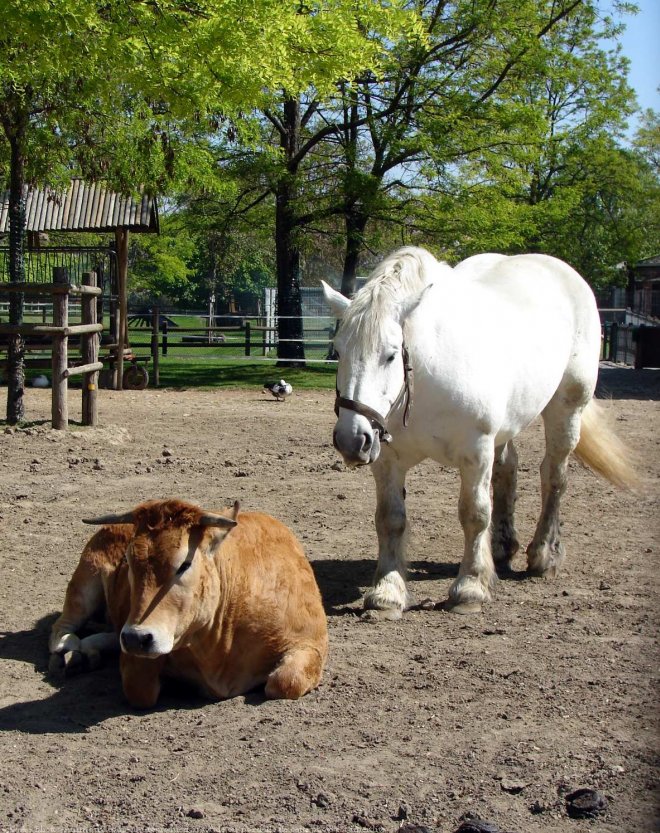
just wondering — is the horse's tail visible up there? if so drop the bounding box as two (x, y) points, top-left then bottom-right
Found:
(574, 399), (638, 489)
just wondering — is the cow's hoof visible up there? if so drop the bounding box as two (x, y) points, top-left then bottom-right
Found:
(63, 650), (85, 676)
(48, 652), (65, 676)
(83, 647), (102, 671)
(361, 607), (402, 622)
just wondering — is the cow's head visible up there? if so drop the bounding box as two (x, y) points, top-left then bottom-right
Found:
(84, 499), (238, 658)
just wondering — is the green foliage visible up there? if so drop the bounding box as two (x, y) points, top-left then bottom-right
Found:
(0, 0), (419, 191)
(128, 229), (196, 306)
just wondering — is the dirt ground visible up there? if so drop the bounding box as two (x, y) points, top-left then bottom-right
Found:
(0, 364), (658, 833)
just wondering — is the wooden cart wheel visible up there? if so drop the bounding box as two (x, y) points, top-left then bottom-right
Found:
(123, 364), (149, 390)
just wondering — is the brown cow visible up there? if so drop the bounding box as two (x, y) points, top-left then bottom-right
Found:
(49, 499), (328, 707)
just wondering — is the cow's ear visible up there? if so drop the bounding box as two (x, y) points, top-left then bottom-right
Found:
(198, 511), (237, 529)
(199, 506), (238, 556)
(204, 524), (234, 556)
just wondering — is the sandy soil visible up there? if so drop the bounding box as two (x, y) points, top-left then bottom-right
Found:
(0, 364), (658, 833)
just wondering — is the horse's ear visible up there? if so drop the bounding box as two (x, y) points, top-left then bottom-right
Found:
(321, 280), (350, 318)
(398, 283), (433, 323)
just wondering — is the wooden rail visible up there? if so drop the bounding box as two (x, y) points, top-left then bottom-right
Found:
(146, 314), (334, 374)
(0, 268), (101, 429)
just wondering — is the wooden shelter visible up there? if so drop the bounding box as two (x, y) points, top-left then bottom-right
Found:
(0, 178), (159, 388)
(632, 254), (660, 319)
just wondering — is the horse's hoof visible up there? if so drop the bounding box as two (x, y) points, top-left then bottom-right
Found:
(361, 607), (403, 622)
(526, 565), (559, 579)
(444, 599), (483, 615)
(494, 562), (516, 578)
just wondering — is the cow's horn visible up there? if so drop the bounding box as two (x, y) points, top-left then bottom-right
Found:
(198, 512), (237, 529)
(82, 511), (136, 526)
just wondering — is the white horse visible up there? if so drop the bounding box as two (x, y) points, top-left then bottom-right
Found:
(322, 246), (636, 618)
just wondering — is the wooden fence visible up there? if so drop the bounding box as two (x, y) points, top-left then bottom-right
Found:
(144, 312), (334, 385)
(0, 269), (103, 428)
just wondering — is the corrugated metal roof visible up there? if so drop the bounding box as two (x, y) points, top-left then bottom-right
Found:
(0, 178), (159, 234)
(636, 254), (660, 268)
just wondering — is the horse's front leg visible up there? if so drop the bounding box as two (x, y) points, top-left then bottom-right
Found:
(363, 454), (410, 620)
(447, 440), (496, 614)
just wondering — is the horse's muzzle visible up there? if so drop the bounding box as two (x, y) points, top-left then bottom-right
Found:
(333, 424), (381, 466)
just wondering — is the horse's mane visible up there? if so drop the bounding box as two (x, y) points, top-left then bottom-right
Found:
(340, 247), (447, 346)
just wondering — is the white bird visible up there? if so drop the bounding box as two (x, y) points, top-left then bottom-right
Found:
(31, 374), (50, 388)
(263, 379), (293, 401)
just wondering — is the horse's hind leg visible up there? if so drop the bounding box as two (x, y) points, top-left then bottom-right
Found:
(527, 397), (584, 577)
(363, 454), (411, 620)
(447, 439), (496, 614)
(491, 441), (520, 570)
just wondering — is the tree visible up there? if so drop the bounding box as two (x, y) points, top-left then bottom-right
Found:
(1, 0), (418, 417)
(250, 0), (634, 312)
(412, 0), (648, 284)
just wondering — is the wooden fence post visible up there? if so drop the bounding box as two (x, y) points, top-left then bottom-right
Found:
(109, 297), (119, 389)
(81, 271), (99, 426)
(245, 321), (251, 357)
(51, 267), (68, 429)
(608, 322), (618, 363)
(151, 307), (160, 387)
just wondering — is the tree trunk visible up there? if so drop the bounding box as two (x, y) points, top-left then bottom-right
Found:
(340, 209), (369, 299)
(275, 97), (305, 367)
(327, 208), (368, 360)
(6, 131), (26, 424)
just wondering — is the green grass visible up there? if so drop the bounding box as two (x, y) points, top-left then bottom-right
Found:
(154, 358), (336, 390)
(1, 312), (338, 391)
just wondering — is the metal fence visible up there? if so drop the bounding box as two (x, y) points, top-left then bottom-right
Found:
(0, 246), (116, 290)
(126, 311), (337, 365)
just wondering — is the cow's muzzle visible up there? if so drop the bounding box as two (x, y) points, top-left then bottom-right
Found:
(121, 625), (167, 657)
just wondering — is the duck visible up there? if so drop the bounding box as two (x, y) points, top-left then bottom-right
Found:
(263, 379), (293, 401)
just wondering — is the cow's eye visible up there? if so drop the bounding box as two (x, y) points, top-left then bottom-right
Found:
(176, 561), (192, 576)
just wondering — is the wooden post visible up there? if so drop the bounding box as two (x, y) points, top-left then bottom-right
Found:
(51, 267), (68, 429)
(161, 319), (168, 356)
(108, 297), (119, 388)
(245, 321), (251, 357)
(608, 322), (618, 363)
(115, 227), (129, 390)
(81, 271), (99, 426)
(151, 306), (160, 387)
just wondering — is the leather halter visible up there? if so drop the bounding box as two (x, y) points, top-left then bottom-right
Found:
(334, 344), (413, 444)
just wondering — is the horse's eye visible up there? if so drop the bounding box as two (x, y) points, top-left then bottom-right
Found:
(386, 353), (397, 363)
(176, 561), (192, 576)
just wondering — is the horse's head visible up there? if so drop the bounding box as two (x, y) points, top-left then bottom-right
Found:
(322, 278), (426, 467)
